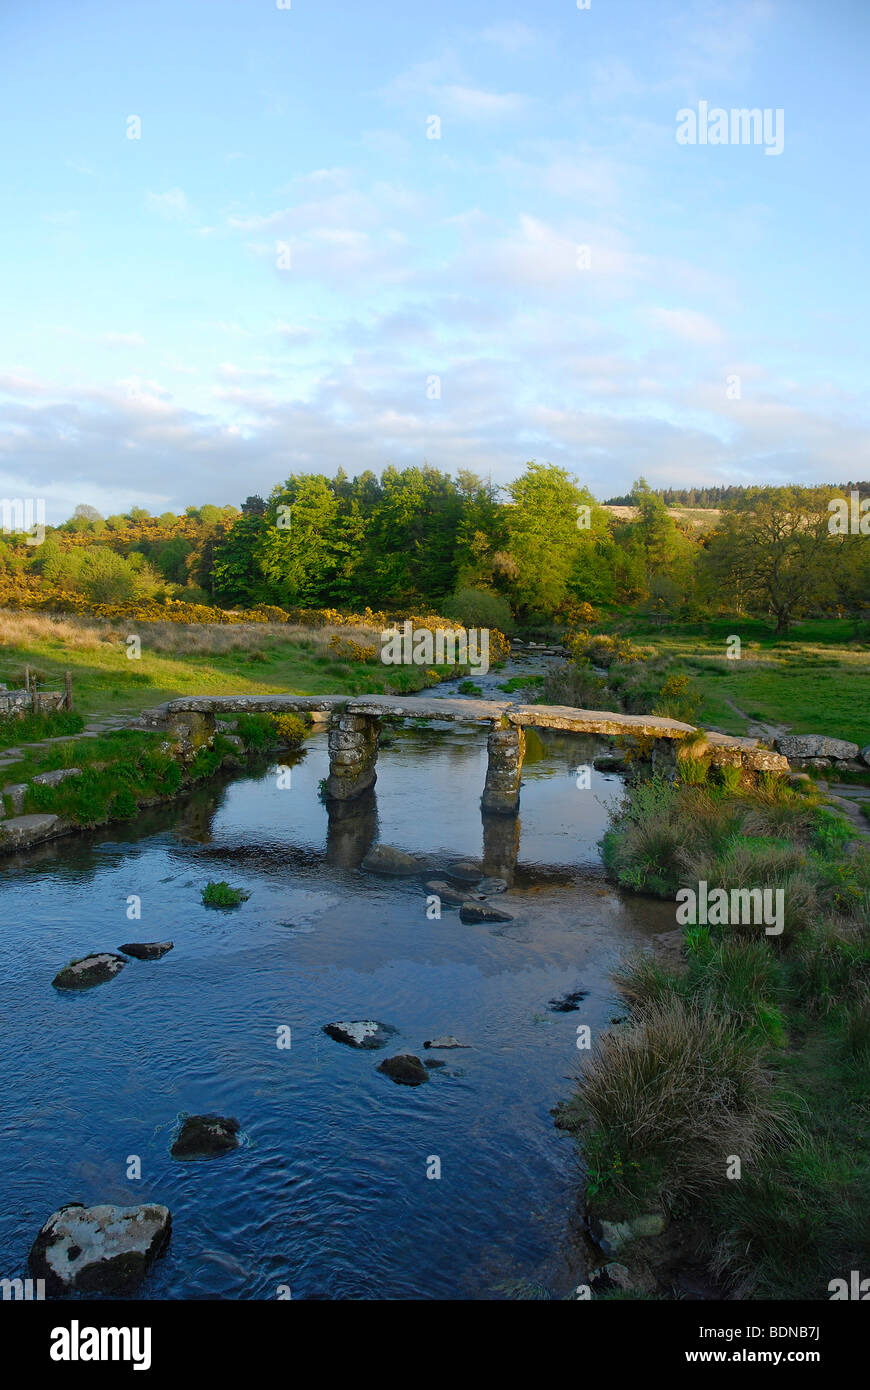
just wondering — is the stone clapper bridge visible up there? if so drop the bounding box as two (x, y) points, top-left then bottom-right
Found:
(143, 694), (788, 814)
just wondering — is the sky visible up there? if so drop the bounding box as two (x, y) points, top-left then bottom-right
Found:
(1, 0), (868, 522)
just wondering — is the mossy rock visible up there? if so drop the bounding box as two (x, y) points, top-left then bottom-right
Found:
(52, 953), (127, 991)
(170, 1113), (241, 1159)
(376, 1054), (429, 1086)
(29, 1202), (171, 1294)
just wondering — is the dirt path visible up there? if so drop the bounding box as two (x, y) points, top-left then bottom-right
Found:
(723, 697), (789, 743)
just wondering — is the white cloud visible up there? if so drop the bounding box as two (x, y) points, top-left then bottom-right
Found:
(145, 188), (192, 220)
(439, 85), (527, 120)
(648, 307), (725, 344)
(478, 22), (538, 54)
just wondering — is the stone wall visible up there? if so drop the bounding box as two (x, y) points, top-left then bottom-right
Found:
(0, 689), (65, 718)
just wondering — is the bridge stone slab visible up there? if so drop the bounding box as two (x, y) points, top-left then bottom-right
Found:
(506, 703), (697, 739)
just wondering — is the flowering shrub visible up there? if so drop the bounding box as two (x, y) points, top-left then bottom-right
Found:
(327, 634), (377, 662)
(272, 712), (307, 747)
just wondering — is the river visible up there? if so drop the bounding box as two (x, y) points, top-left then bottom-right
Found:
(0, 656), (674, 1299)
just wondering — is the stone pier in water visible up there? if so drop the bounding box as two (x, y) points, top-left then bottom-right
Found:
(325, 712), (380, 801)
(481, 725), (526, 815)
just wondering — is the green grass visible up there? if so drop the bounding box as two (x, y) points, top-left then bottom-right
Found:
(0, 626), (454, 726)
(3, 727), (164, 792)
(585, 614), (870, 744)
(201, 880), (250, 908)
(578, 772), (870, 1298)
(0, 708), (84, 750)
(21, 732), (185, 824)
(498, 674), (545, 694)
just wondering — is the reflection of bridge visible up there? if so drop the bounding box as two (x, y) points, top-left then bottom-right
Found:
(143, 693), (788, 816)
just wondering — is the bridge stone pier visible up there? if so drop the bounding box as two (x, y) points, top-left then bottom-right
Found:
(141, 692), (790, 821)
(325, 712), (380, 801)
(481, 725), (526, 815)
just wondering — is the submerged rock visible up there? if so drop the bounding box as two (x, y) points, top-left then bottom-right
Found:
(170, 1113), (240, 1159)
(588, 1209), (667, 1255)
(425, 879), (479, 907)
(376, 1054), (429, 1086)
(476, 876), (508, 895)
(30, 1202), (171, 1294)
(361, 845), (423, 875)
(323, 1020), (396, 1049)
(52, 953), (127, 991)
(446, 859), (483, 883)
(119, 941), (174, 960)
(593, 754), (625, 773)
(459, 901), (514, 924)
(548, 988), (588, 1013)
(423, 1036), (469, 1049)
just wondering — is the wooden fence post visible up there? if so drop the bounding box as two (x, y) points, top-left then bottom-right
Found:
(65, 671), (73, 711)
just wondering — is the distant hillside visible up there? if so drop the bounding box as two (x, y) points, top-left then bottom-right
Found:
(603, 504), (721, 532)
(604, 482), (870, 508)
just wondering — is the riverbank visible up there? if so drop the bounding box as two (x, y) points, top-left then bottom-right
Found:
(560, 772), (870, 1298)
(0, 609), (469, 725)
(0, 711), (309, 856)
(580, 612), (870, 746)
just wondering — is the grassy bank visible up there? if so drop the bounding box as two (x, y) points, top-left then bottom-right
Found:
(0, 610), (460, 724)
(563, 773), (870, 1298)
(2, 712), (305, 827)
(540, 614), (870, 746)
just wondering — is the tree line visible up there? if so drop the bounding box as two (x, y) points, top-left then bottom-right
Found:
(1, 465), (868, 633)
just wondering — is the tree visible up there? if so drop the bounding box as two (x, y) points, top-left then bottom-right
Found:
(211, 514), (269, 604)
(703, 487), (837, 633)
(503, 462), (589, 616)
(258, 474), (341, 605)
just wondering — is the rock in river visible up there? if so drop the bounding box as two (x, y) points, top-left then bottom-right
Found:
(477, 876), (508, 895)
(423, 1036), (469, 1049)
(30, 1202), (171, 1295)
(52, 953), (127, 991)
(323, 1020), (396, 1049)
(425, 879), (480, 907)
(446, 859), (483, 883)
(459, 901), (514, 924)
(361, 845), (423, 875)
(548, 988), (588, 1013)
(119, 941), (174, 960)
(376, 1054), (429, 1086)
(170, 1113), (240, 1159)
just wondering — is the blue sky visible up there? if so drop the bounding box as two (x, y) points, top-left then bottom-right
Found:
(1, 0), (868, 520)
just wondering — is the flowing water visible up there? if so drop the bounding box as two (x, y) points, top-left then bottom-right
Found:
(0, 671), (675, 1300)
